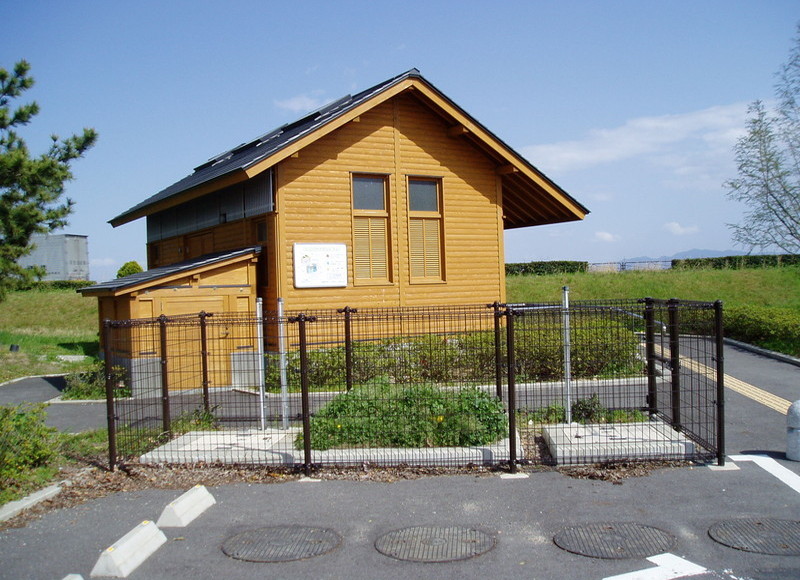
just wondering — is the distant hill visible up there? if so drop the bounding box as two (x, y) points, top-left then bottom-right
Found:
(621, 249), (740, 263)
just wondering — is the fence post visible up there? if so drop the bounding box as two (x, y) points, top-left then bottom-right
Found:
(667, 299), (681, 431)
(103, 320), (117, 471)
(505, 308), (518, 473)
(562, 286), (573, 424)
(158, 314), (171, 438)
(338, 306), (357, 391)
(643, 298), (658, 415)
(488, 302), (504, 399)
(290, 313), (317, 476)
(714, 300), (726, 466)
(198, 311), (211, 414)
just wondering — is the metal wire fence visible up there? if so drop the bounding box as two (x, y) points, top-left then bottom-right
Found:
(102, 299), (724, 472)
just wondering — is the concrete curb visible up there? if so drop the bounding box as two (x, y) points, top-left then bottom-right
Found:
(724, 338), (800, 368)
(0, 484), (62, 522)
(0, 373), (67, 388)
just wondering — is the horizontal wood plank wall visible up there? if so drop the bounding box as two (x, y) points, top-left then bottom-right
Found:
(277, 93), (504, 311)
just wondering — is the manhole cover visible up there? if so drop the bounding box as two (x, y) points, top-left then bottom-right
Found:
(708, 518), (800, 556)
(374, 526), (495, 562)
(222, 525), (342, 562)
(553, 522), (676, 559)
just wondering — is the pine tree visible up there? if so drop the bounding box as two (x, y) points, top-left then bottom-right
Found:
(0, 60), (97, 300)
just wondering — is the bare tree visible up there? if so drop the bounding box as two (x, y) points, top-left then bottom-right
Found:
(726, 29), (800, 254)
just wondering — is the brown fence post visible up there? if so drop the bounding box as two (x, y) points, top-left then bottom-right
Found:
(714, 300), (726, 466)
(290, 313), (317, 476)
(505, 308), (518, 473)
(158, 314), (171, 437)
(643, 298), (658, 415)
(103, 320), (117, 471)
(338, 306), (357, 391)
(488, 302), (504, 399)
(199, 311), (211, 413)
(667, 299), (681, 431)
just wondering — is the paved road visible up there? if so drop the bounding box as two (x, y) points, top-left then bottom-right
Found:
(1, 345), (799, 579)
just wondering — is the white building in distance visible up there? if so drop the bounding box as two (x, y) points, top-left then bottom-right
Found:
(18, 233), (90, 281)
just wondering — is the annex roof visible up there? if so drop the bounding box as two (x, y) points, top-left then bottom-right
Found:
(79, 246), (261, 296)
(110, 69), (588, 229)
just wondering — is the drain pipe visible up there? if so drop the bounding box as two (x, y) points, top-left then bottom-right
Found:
(562, 286), (573, 424)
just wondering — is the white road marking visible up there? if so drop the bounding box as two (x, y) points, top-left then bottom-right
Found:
(730, 454), (800, 494)
(602, 552), (707, 580)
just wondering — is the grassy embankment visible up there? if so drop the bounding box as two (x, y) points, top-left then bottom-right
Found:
(507, 265), (800, 356)
(0, 289), (98, 384)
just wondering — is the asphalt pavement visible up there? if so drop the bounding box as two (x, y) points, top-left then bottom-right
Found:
(1, 344), (799, 580)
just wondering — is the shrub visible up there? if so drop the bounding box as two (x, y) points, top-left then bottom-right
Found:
(522, 395), (646, 426)
(672, 254), (800, 270)
(725, 305), (800, 357)
(506, 261), (588, 276)
(300, 383), (508, 450)
(63, 361), (129, 400)
(0, 404), (59, 488)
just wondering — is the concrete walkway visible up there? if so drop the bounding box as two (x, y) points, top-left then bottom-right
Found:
(0, 345), (799, 579)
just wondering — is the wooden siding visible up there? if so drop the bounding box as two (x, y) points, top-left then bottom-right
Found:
(276, 92), (505, 311)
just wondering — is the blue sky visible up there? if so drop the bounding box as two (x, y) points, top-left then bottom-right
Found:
(3, 1), (799, 281)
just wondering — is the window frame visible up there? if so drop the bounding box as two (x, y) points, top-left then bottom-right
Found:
(351, 173), (392, 285)
(407, 176), (445, 283)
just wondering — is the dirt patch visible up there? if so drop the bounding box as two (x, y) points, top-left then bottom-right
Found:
(557, 460), (691, 483)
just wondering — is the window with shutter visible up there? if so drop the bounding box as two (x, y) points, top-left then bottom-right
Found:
(408, 178), (444, 281)
(352, 175), (391, 283)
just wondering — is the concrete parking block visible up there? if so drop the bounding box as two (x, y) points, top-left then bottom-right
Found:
(90, 520), (167, 578)
(156, 485), (216, 528)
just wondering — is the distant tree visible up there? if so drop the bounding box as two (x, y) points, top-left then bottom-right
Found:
(725, 28), (800, 254)
(116, 260), (143, 278)
(0, 60), (97, 300)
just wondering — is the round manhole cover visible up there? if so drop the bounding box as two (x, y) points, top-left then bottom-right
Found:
(374, 526), (496, 562)
(553, 522), (676, 559)
(708, 518), (800, 556)
(222, 525), (342, 562)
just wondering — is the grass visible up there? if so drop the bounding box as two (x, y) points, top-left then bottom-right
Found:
(506, 265), (800, 308)
(0, 289), (98, 383)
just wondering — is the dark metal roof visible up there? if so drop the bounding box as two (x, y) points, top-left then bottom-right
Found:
(79, 246), (261, 294)
(111, 69), (425, 226)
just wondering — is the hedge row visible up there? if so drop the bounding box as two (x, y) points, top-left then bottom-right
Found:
(725, 305), (800, 357)
(11, 280), (96, 291)
(506, 261), (588, 276)
(672, 254), (800, 270)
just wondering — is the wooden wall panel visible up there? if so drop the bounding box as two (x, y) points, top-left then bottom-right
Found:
(275, 93), (505, 312)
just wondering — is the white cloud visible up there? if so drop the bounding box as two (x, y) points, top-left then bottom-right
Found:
(595, 231), (620, 243)
(522, 103), (748, 174)
(663, 222), (699, 236)
(274, 92), (327, 113)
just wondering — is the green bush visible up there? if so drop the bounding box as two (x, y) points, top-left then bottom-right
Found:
(523, 395), (646, 426)
(300, 383), (508, 450)
(63, 361), (129, 400)
(725, 305), (800, 357)
(11, 279), (95, 291)
(0, 404), (59, 488)
(116, 261), (144, 278)
(506, 261), (588, 276)
(672, 254), (800, 270)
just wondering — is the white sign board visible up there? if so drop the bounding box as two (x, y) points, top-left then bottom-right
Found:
(293, 243), (348, 288)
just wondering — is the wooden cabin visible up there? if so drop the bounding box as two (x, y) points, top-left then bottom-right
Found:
(80, 69), (587, 391)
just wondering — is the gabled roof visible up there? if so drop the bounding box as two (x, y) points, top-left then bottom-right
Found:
(79, 246), (261, 295)
(110, 69), (588, 229)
